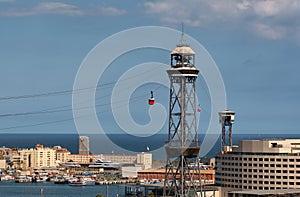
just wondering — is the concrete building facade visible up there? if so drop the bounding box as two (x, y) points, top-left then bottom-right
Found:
(216, 139), (300, 191)
(102, 154), (137, 165)
(30, 144), (57, 168)
(137, 152), (152, 169)
(78, 136), (89, 154)
(67, 154), (99, 164)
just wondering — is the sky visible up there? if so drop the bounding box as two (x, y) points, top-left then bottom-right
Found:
(0, 0), (300, 136)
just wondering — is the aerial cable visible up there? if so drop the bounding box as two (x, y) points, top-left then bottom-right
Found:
(0, 63), (165, 101)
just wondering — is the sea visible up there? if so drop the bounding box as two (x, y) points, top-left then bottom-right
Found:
(1, 133), (299, 158)
(0, 181), (121, 197)
(1, 133), (300, 196)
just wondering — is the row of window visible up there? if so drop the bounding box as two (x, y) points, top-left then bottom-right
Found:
(218, 157), (300, 162)
(218, 174), (300, 180)
(218, 178), (300, 185)
(219, 168), (300, 174)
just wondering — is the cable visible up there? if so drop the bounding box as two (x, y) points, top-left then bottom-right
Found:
(0, 85), (163, 131)
(0, 63), (166, 101)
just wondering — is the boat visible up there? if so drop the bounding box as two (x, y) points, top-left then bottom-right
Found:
(69, 178), (95, 186)
(53, 176), (68, 184)
(15, 176), (32, 183)
(32, 176), (48, 182)
(69, 180), (87, 186)
(59, 162), (81, 168)
(0, 175), (14, 181)
(82, 177), (95, 185)
(88, 156), (121, 169)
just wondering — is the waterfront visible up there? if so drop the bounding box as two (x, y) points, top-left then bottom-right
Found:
(0, 181), (121, 197)
(0, 133), (299, 158)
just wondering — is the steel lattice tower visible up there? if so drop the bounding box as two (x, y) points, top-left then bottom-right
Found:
(219, 110), (235, 151)
(163, 35), (202, 197)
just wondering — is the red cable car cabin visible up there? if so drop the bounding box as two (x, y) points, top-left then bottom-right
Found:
(148, 91), (155, 105)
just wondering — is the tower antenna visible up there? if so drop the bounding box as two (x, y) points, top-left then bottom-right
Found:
(180, 23), (184, 45)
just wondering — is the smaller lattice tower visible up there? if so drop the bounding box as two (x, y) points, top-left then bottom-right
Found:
(219, 110), (235, 151)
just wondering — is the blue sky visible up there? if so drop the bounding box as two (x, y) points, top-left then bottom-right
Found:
(0, 0), (299, 135)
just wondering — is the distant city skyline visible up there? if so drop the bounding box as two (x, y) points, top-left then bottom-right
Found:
(0, 1), (299, 135)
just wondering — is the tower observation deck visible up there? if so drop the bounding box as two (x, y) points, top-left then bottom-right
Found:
(163, 35), (202, 197)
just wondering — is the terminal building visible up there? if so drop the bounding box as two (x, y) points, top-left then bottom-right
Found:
(216, 139), (300, 191)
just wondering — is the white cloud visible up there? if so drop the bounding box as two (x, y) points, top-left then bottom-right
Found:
(0, 2), (126, 17)
(251, 23), (286, 40)
(0, 0), (15, 2)
(97, 6), (126, 16)
(33, 2), (83, 16)
(144, 0), (300, 41)
(0, 2), (83, 16)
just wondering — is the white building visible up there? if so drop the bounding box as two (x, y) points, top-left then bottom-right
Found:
(216, 139), (300, 191)
(79, 136), (90, 154)
(31, 144), (57, 168)
(137, 152), (152, 169)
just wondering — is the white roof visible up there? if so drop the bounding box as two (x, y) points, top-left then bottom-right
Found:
(171, 45), (195, 55)
(219, 109), (235, 114)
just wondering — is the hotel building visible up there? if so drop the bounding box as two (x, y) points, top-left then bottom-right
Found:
(216, 139), (300, 191)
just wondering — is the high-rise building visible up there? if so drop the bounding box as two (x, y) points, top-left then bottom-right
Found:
(136, 152), (152, 169)
(78, 136), (89, 154)
(216, 139), (300, 191)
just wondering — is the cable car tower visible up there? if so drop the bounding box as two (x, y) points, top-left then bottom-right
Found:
(219, 109), (235, 151)
(164, 30), (202, 197)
